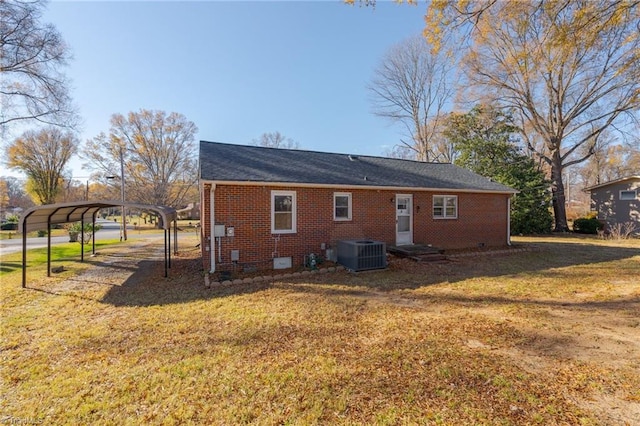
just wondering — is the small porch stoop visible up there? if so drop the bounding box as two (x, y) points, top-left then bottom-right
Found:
(387, 244), (447, 262)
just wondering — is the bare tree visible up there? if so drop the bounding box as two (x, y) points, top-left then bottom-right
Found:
(252, 132), (300, 149)
(382, 144), (415, 160)
(369, 34), (455, 162)
(82, 109), (198, 207)
(424, 0), (640, 231)
(0, 0), (77, 133)
(579, 133), (640, 188)
(6, 127), (78, 204)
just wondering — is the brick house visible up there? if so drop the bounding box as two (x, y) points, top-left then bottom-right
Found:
(199, 141), (517, 273)
(585, 176), (640, 234)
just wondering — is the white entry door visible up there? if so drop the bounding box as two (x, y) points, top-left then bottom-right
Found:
(396, 194), (413, 245)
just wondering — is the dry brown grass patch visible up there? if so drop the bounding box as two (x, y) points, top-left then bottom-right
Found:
(1, 235), (638, 424)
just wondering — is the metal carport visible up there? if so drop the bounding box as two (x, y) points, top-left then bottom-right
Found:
(18, 200), (178, 288)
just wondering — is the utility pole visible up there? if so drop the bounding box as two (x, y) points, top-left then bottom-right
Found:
(120, 147), (127, 241)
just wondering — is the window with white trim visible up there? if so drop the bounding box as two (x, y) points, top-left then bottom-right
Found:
(334, 192), (352, 221)
(271, 190), (296, 233)
(433, 195), (457, 219)
(620, 190), (637, 200)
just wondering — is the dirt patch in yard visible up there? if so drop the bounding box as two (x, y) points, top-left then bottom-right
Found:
(361, 247), (640, 426)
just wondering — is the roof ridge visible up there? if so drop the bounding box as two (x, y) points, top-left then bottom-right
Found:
(199, 140), (452, 165)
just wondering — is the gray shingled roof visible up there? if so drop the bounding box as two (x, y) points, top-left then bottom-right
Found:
(199, 141), (516, 193)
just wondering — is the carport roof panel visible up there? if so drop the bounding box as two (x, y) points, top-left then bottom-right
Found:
(19, 201), (177, 232)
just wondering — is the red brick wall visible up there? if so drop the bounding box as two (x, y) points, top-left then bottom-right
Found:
(200, 184), (510, 272)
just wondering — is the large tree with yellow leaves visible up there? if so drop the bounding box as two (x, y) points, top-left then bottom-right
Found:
(6, 127), (78, 204)
(423, 0), (640, 231)
(353, 0), (639, 230)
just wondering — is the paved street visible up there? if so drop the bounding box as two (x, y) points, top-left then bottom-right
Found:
(0, 219), (164, 257)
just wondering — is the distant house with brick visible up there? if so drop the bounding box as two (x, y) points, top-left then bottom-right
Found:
(585, 176), (640, 234)
(198, 141), (517, 274)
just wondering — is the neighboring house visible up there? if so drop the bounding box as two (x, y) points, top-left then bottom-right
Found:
(199, 141), (517, 273)
(176, 203), (200, 220)
(0, 206), (23, 221)
(585, 176), (640, 234)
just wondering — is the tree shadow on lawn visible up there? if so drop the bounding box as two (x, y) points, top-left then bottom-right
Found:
(98, 237), (639, 308)
(100, 256), (271, 307)
(290, 279), (640, 313)
(281, 240), (639, 294)
(0, 261), (22, 274)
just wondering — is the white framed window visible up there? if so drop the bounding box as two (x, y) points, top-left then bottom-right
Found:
(271, 190), (296, 233)
(433, 195), (458, 219)
(620, 190), (637, 200)
(334, 192), (352, 221)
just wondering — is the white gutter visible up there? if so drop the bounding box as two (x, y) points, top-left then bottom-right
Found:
(210, 183), (216, 273)
(197, 179), (518, 195)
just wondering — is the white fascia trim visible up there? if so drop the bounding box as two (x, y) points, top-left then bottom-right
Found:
(584, 175), (640, 191)
(198, 179), (518, 195)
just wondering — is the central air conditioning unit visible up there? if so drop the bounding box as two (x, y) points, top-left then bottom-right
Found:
(337, 240), (387, 272)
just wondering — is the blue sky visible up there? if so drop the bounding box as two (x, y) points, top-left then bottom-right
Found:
(39, 0), (429, 177)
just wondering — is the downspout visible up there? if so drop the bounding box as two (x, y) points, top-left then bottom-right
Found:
(210, 183), (216, 273)
(507, 196), (512, 246)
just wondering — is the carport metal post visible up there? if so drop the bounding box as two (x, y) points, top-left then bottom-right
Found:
(92, 210), (97, 255)
(22, 224), (27, 288)
(79, 207), (91, 262)
(78, 207), (99, 261)
(21, 210), (35, 288)
(174, 219), (178, 254)
(47, 210), (54, 277)
(81, 212), (85, 262)
(164, 228), (168, 277)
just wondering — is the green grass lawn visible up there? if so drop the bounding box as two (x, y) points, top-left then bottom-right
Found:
(0, 240), (123, 277)
(1, 235), (639, 425)
(0, 218), (199, 239)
